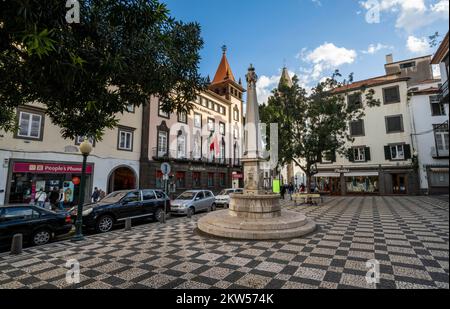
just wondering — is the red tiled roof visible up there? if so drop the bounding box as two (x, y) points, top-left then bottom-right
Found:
(211, 51), (236, 85)
(332, 74), (408, 93)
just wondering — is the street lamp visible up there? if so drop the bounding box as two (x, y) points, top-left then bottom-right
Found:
(72, 138), (93, 242)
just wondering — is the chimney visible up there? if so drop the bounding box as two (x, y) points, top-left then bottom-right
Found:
(386, 54), (393, 64)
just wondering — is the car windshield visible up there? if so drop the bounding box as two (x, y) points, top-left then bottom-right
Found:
(218, 190), (233, 196)
(177, 192), (196, 200)
(101, 191), (129, 203)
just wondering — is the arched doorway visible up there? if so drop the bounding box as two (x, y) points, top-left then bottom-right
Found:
(107, 166), (137, 193)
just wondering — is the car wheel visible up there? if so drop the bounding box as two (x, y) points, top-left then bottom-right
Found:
(187, 207), (195, 217)
(154, 208), (164, 222)
(211, 203), (216, 212)
(31, 229), (52, 246)
(96, 215), (114, 233)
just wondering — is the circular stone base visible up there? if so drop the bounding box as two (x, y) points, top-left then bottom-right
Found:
(197, 209), (316, 240)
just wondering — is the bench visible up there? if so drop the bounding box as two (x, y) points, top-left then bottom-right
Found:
(292, 193), (323, 206)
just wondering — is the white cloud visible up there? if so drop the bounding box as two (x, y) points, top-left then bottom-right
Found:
(304, 43), (357, 80)
(360, 0), (449, 33)
(406, 35), (431, 53)
(361, 43), (393, 54)
(311, 0), (322, 6)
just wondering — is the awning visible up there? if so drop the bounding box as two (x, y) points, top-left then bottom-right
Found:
(430, 168), (449, 173)
(314, 173), (340, 178)
(344, 172), (379, 177)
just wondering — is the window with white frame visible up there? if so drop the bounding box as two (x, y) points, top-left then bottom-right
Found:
(390, 144), (405, 160)
(434, 124), (449, 151)
(178, 111), (187, 124)
(157, 131), (168, 157)
(17, 111), (42, 139)
(353, 147), (366, 162)
(219, 122), (225, 135)
(193, 133), (202, 159)
(177, 132), (186, 159)
(158, 102), (169, 118)
(194, 113), (202, 128)
(207, 118), (215, 132)
(118, 129), (133, 151)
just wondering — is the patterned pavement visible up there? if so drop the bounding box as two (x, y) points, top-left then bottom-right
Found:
(0, 196), (448, 289)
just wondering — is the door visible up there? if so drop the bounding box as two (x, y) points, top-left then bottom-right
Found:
(393, 174), (408, 194)
(141, 190), (157, 217)
(118, 191), (142, 219)
(204, 191), (214, 208)
(330, 178), (341, 196)
(194, 191), (205, 211)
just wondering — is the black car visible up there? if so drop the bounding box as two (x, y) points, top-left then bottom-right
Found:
(0, 206), (73, 249)
(70, 189), (171, 233)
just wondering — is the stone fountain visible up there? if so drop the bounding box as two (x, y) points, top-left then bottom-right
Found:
(197, 65), (316, 240)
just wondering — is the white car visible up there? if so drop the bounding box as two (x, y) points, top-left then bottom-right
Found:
(215, 188), (243, 208)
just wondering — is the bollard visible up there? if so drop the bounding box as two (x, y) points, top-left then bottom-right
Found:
(125, 218), (132, 231)
(160, 212), (166, 224)
(10, 234), (23, 255)
(187, 209), (192, 219)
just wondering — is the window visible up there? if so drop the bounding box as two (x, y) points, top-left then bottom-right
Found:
(126, 104), (135, 113)
(177, 132), (186, 159)
(158, 102), (169, 118)
(124, 191), (140, 202)
(350, 120), (365, 136)
(157, 131), (168, 157)
(192, 172), (201, 187)
(220, 140), (226, 163)
(390, 144), (405, 160)
(142, 190), (156, 200)
(193, 134), (202, 160)
(348, 93), (362, 108)
(178, 112), (187, 124)
(400, 61), (415, 69)
(205, 191), (213, 198)
(118, 128), (133, 151)
(219, 173), (226, 187)
(155, 191), (167, 199)
(434, 124), (449, 152)
(219, 122), (225, 135)
(383, 86), (401, 104)
(2, 208), (39, 221)
(233, 108), (239, 121)
(385, 115), (404, 133)
(219, 106), (225, 115)
(207, 118), (215, 132)
(194, 113), (202, 128)
(207, 173), (214, 187)
(176, 172), (186, 188)
(430, 95), (446, 116)
(234, 127), (239, 139)
(321, 151), (335, 163)
(214, 104), (219, 112)
(208, 100), (213, 109)
(17, 111), (43, 140)
(353, 147), (366, 162)
(201, 97), (207, 107)
(75, 136), (95, 146)
(196, 191), (204, 200)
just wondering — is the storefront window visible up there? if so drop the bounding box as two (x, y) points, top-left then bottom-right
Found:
(219, 173), (226, 187)
(346, 176), (379, 193)
(176, 172), (186, 188)
(192, 172), (201, 187)
(208, 173), (214, 187)
(156, 171), (164, 189)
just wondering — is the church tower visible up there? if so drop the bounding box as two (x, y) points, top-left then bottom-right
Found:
(208, 45), (245, 101)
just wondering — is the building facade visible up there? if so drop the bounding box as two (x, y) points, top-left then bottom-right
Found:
(0, 103), (142, 206)
(408, 80), (449, 194)
(431, 32), (449, 105)
(139, 48), (245, 197)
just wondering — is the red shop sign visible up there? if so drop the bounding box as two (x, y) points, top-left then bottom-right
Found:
(13, 162), (93, 175)
(232, 173), (243, 179)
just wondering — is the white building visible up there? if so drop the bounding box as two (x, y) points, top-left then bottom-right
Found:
(0, 103), (142, 206)
(408, 80), (449, 194)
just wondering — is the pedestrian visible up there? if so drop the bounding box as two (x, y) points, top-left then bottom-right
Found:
(300, 183), (305, 193)
(91, 187), (100, 203)
(280, 184), (286, 200)
(57, 188), (65, 211)
(288, 183), (294, 200)
(35, 188), (47, 208)
(49, 187), (60, 210)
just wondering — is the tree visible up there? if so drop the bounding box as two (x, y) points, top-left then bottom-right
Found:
(260, 71), (380, 195)
(0, 0), (206, 140)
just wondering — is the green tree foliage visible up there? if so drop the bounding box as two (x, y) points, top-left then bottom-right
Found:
(260, 71), (380, 193)
(0, 0), (206, 140)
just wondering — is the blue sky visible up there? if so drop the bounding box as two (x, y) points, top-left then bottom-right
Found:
(162, 0), (449, 103)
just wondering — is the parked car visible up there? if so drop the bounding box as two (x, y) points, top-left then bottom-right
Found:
(70, 189), (171, 233)
(171, 190), (216, 216)
(0, 205), (73, 249)
(215, 188), (244, 208)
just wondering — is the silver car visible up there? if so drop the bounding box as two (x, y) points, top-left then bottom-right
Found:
(215, 188), (243, 208)
(170, 190), (216, 216)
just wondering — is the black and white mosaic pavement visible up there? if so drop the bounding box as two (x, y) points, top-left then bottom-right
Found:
(0, 196), (448, 289)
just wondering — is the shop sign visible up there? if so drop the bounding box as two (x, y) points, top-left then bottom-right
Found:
(232, 173), (243, 179)
(334, 168), (350, 174)
(13, 162), (93, 174)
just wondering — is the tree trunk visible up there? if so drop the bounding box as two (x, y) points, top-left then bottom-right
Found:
(306, 171), (313, 205)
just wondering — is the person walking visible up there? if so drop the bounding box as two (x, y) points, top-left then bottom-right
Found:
(91, 187), (100, 203)
(49, 187), (60, 210)
(300, 183), (305, 193)
(280, 184), (286, 200)
(36, 188), (47, 208)
(288, 183), (294, 200)
(57, 188), (65, 211)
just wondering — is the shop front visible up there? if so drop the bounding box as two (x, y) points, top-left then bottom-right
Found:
(6, 160), (94, 206)
(314, 173), (341, 195)
(344, 172), (379, 194)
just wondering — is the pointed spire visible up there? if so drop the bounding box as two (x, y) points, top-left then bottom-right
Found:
(279, 67), (293, 89)
(238, 77), (242, 85)
(212, 45), (236, 84)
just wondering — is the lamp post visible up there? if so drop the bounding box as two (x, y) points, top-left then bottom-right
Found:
(73, 139), (93, 242)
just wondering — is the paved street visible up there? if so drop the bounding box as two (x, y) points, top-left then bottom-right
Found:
(0, 196), (448, 289)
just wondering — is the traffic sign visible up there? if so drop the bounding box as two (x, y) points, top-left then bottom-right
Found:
(161, 163), (171, 175)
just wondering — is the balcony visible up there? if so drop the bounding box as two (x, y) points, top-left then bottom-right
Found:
(431, 146), (449, 159)
(151, 148), (229, 166)
(439, 80), (449, 104)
